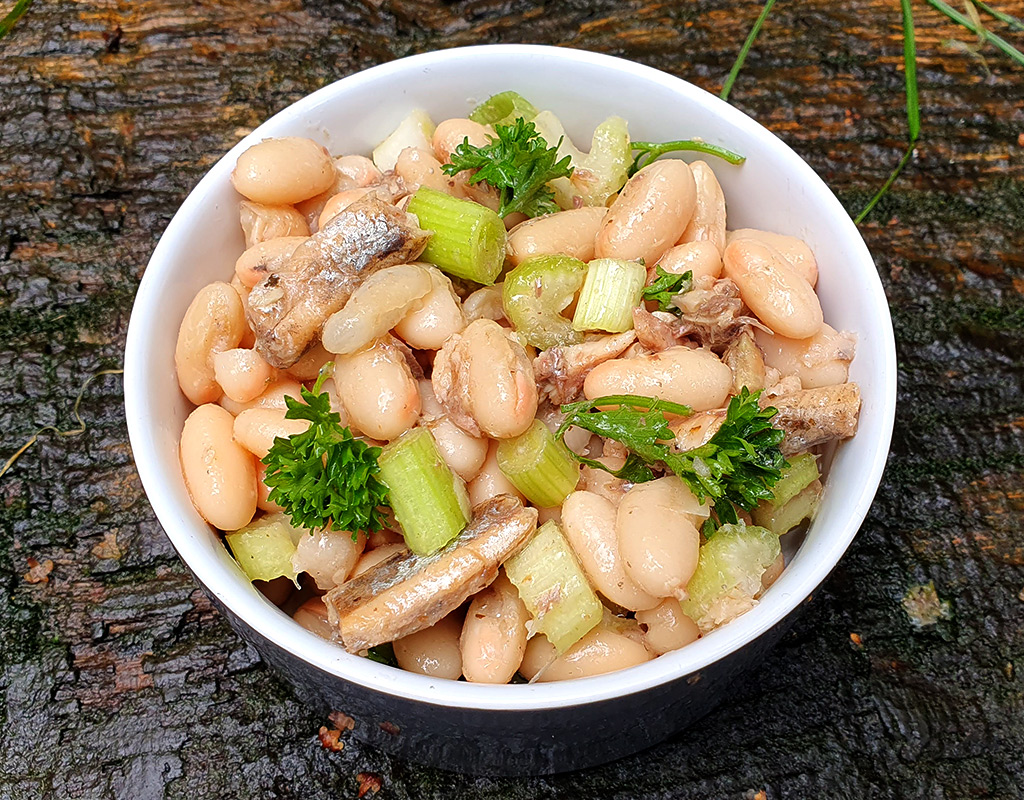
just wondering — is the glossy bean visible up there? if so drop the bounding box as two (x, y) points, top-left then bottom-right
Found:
(219, 376), (305, 416)
(462, 284), (507, 324)
(335, 154), (383, 187)
(292, 528), (366, 590)
(175, 282), (247, 405)
(754, 324), (855, 389)
(636, 598), (700, 655)
(617, 477), (701, 600)
(520, 629), (651, 682)
(431, 118), (492, 164)
(467, 440), (525, 506)
(595, 160), (697, 265)
(727, 228), (817, 286)
(425, 416), (488, 482)
(460, 572), (529, 684)
(232, 137), (335, 205)
(318, 187), (375, 228)
(722, 239), (823, 339)
(180, 403), (257, 531)
(506, 207), (607, 267)
(212, 348), (276, 404)
(293, 597), (337, 639)
(234, 236), (306, 288)
(232, 407), (310, 459)
(255, 460), (284, 513)
(561, 491), (660, 612)
(583, 346), (732, 411)
(394, 612), (464, 680)
(351, 543), (408, 577)
(653, 240), (723, 282)
(677, 161), (726, 253)
(392, 266), (467, 350)
(239, 200), (309, 248)
(334, 336), (421, 440)
(581, 455), (629, 506)
(395, 146), (461, 196)
(286, 341), (333, 381)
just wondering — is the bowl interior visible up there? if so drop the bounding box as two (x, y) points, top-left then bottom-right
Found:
(124, 45), (896, 710)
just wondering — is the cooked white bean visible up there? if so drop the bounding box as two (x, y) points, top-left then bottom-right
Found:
(561, 491), (660, 612)
(231, 137), (335, 205)
(583, 346), (732, 411)
(462, 284), (507, 324)
(460, 572), (529, 684)
(581, 455), (630, 506)
(293, 597), (337, 639)
(180, 404), (257, 531)
(286, 341), (333, 381)
(334, 335), (420, 440)
(394, 612), (464, 679)
(677, 161), (726, 254)
(727, 228), (817, 286)
(234, 236), (306, 288)
(232, 407), (311, 459)
(595, 160), (697, 265)
(212, 348), (276, 404)
(520, 629), (652, 682)
(219, 376), (305, 416)
(425, 416), (488, 481)
(432, 319), (538, 439)
(636, 598), (700, 655)
(431, 118), (492, 163)
(467, 440), (525, 506)
(760, 553), (785, 593)
(351, 543), (408, 577)
(292, 528), (366, 590)
(392, 266), (466, 350)
(255, 460), (284, 513)
(506, 207), (607, 267)
(653, 240), (723, 282)
(723, 239), (823, 339)
(239, 200), (309, 248)
(617, 477), (701, 600)
(395, 146), (461, 195)
(318, 187), (374, 228)
(754, 323), (855, 389)
(335, 154), (382, 187)
(175, 282), (247, 405)
(323, 264), (434, 355)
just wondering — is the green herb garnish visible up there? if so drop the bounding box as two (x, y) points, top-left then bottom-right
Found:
(557, 388), (787, 530)
(365, 643), (398, 667)
(442, 118), (574, 218)
(642, 267), (693, 315)
(262, 367), (389, 535)
(628, 140), (746, 177)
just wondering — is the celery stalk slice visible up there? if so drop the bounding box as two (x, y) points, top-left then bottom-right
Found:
(496, 419), (581, 508)
(505, 520), (602, 652)
(503, 254), (587, 349)
(766, 452), (819, 508)
(469, 91), (539, 126)
(754, 480), (823, 535)
(407, 187), (507, 285)
(226, 517), (301, 584)
(378, 427), (470, 555)
(572, 258), (646, 333)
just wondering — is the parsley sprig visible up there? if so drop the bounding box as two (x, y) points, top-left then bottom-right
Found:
(556, 388), (787, 531)
(442, 118), (573, 218)
(262, 367), (389, 535)
(642, 267), (693, 315)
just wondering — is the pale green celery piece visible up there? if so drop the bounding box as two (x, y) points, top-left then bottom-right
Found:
(766, 452), (819, 508)
(681, 523), (781, 632)
(378, 427), (469, 556)
(505, 520), (602, 652)
(503, 254), (587, 349)
(572, 116), (631, 207)
(406, 187), (507, 285)
(496, 419), (581, 508)
(225, 518), (301, 584)
(469, 91), (539, 126)
(753, 480), (823, 536)
(572, 258), (647, 333)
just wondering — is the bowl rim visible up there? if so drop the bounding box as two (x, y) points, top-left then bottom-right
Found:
(124, 43), (897, 712)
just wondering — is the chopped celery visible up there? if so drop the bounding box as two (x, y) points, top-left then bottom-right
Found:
(372, 109), (435, 172)
(681, 523), (781, 632)
(378, 427), (470, 555)
(503, 254), (587, 349)
(225, 516), (302, 584)
(505, 520), (602, 652)
(532, 112), (631, 207)
(469, 91), (539, 126)
(765, 452), (819, 507)
(754, 480), (823, 535)
(407, 187), (507, 285)
(572, 258), (647, 333)
(496, 419), (581, 508)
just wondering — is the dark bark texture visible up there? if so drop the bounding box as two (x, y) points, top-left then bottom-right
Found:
(1, 1), (1023, 798)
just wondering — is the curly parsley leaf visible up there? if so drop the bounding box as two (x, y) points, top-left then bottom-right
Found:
(642, 267), (693, 314)
(262, 374), (389, 535)
(442, 118), (573, 218)
(557, 389), (786, 530)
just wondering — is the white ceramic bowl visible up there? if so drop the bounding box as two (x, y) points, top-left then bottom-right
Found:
(124, 44), (896, 775)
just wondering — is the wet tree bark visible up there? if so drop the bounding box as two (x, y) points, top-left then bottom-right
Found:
(1, 1), (1022, 798)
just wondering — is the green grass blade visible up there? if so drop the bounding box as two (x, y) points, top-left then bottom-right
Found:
(854, 144), (916, 224)
(901, 0), (921, 141)
(720, 0), (779, 102)
(969, 0), (1024, 32)
(0, 0), (33, 38)
(927, 0), (1024, 65)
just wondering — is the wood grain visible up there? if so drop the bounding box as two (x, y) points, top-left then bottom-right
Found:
(1, 0), (1023, 797)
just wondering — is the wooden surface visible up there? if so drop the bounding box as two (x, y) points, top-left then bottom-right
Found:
(2, 1), (1023, 797)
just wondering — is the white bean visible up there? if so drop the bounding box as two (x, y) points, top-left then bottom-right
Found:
(754, 324), (856, 389)
(460, 572), (529, 684)
(394, 612), (464, 680)
(239, 200), (309, 248)
(212, 348), (276, 404)
(234, 236), (306, 288)
(431, 118), (492, 163)
(677, 160), (726, 253)
(219, 376), (305, 416)
(520, 629), (651, 682)
(462, 284), (507, 324)
(351, 543), (408, 577)
(255, 460), (284, 513)
(334, 335), (421, 440)
(727, 228), (818, 286)
(467, 440), (524, 506)
(392, 266), (466, 350)
(395, 146), (461, 196)
(232, 407), (310, 459)
(653, 240), (723, 282)
(335, 154), (382, 187)
(293, 597), (337, 639)
(318, 187), (374, 228)
(175, 282), (247, 405)
(232, 137), (335, 205)
(506, 207), (607, 267)
(286, 341), (333, 381)
(425, 416), (488, 482)
(636, 598), (700, 655)
(292, 529), (366, 590)
(180, 404), (257, 531)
